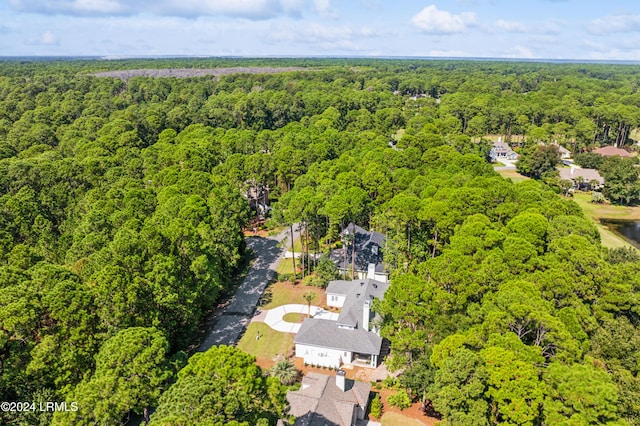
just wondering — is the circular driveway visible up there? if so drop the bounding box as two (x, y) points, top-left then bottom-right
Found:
(254, 304), (339, 333)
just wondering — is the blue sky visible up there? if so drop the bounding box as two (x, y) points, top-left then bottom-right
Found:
(0, 0), (639, 59)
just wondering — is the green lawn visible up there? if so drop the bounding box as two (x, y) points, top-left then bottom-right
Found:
(496, 168), (530, 183)
(282, 312), (305, 322)
(276, 258), (296, 275)
(237, 322), (293, 362)
(261, 282), (326, 310)
(571, 192), (639, 249)
(381, 412), (426, 426)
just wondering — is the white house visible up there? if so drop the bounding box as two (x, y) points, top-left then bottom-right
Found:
(295, 278), (389, 369)
(489, 140), (518, 162)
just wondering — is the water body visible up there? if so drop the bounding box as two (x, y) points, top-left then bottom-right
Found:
(601, 220), (640, 248)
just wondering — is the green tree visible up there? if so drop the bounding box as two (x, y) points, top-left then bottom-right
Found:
(53, 327), (172, 426)
(543, 360), (621, 425)
(516, 144), (561, 179)
(302, 291), (316, 318)
(269, 359), (298, 385)
(599, 156), (640, 205)
(150, 346), (286, 425)
(428, 348), (489, 426)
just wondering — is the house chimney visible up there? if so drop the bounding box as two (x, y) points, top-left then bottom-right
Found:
(367, 263), (375, 280)
(363, 299), (371, 331)
(336, 369), (346, 392)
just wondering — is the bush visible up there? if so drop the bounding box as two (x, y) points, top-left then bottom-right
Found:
(370, 393), (383, 419)
(387, 390), (412, 410)
(591, 191), (605, 204)
(302, 274), (325, 287)
(277, 273), (295, 283)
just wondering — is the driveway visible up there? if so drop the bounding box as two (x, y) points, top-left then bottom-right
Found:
(494, 158), (517, 170)
(197, 227), (291, 351)
(253, 304), (339, 333)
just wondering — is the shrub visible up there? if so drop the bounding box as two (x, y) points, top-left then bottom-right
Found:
(370, 393), (383, 419)
(387, 390), (412, 410)
(591, 191), (605, 204)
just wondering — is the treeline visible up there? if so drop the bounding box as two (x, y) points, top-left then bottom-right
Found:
(0, 58), (640, 425)
(277, 129), (640, 425)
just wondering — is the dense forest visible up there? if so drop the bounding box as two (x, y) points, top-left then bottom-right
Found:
(1, 57), (640, 425)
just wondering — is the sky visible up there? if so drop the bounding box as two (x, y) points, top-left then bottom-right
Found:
(0, 0), (639, 60)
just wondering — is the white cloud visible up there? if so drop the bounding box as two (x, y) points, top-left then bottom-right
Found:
(6, 0), (306, 19)
(503, 45), (534, 58)
(590, 14), (640, 35)
(25, 29), (59, 45)
(73, 0), (125, 13)
(411, 5), (476, 34)
(496, 19), (527, 33)
(314, 0), (329, 14)
(267, 22), (382, 51)
(539, 20), (563, 35)
(427, 49), (469, 57)
(40, 30), (58, 44)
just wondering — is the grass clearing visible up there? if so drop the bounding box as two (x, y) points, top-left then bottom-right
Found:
(571, 192), (639, 249)
(282, 312), (305, 322)
(496, 169), (530, 183)
(261, 281), (326, 310)
(381, 412), (427, 426)
(276, 258), (296, 275)
(237, 322), (293, 362)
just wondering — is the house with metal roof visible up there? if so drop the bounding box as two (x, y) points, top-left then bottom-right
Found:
(294, 278), (389, 369)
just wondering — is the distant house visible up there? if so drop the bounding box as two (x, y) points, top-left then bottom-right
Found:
(552, 143), (572, 159)
(593, 146), (633, 158)
(558, 166), (604, 190)
(295, 278), (389, 369)
(287, 371), (370, 426)
(490, 140), (518, 162)
(329, 223), (388, 283)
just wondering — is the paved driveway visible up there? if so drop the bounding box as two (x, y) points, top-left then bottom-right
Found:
(255, 304), (339, 333)
(197, 228), (289, 351)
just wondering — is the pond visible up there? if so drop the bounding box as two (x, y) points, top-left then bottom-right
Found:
(601, 220), (640, 248)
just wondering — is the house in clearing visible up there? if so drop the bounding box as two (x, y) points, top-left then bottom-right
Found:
(551, 143), (572, 159)
(489, 140), (518, 162)
(294, 278), (389, 369)
(329, 223), (388, 283)
(559, 166), (604, 190)
(593, 146), (633, 158)
(286, 370), (370, 426)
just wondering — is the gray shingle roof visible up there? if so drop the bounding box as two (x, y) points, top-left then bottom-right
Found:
(335, 279), (389, 328)
(295, 319), (382, 355)
(330, 222), (386, 274)
(287, 372), (371, 426)
(558, 167), (604, 184)
(298, 278), (389, 354)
